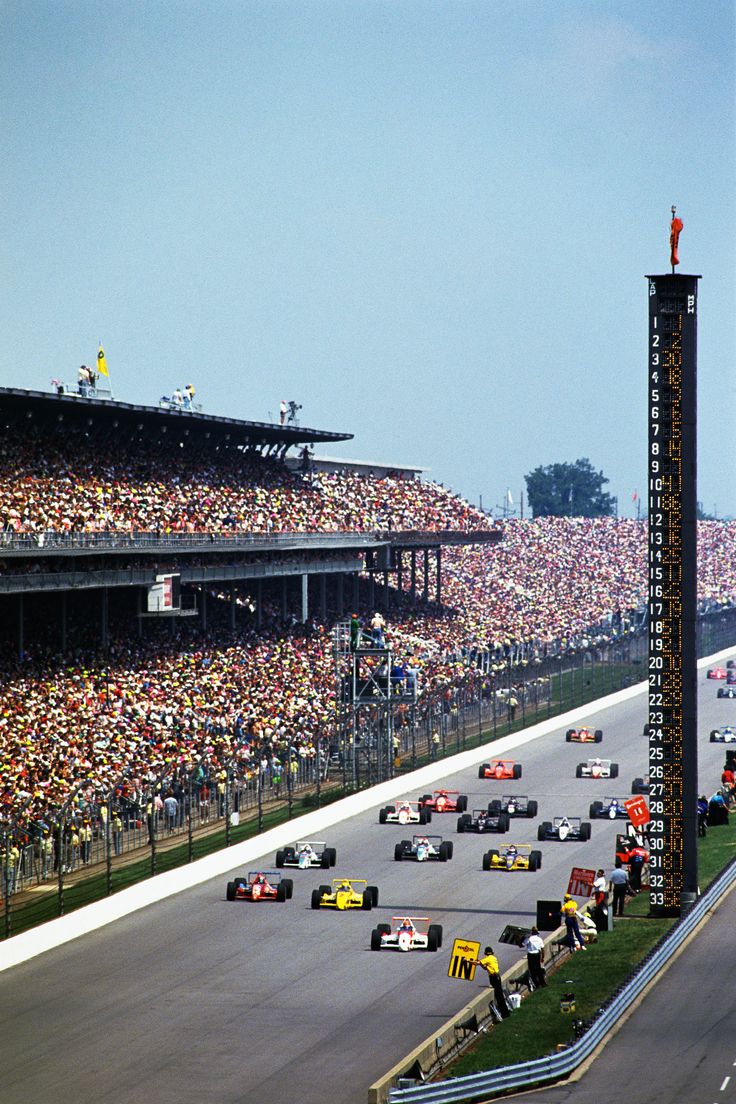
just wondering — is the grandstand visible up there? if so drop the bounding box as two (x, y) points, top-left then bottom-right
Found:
(1, 385), (735, 913)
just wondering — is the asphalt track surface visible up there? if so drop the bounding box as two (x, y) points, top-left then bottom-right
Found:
(506, 879), (736, 1104)
(1, 659), (734, 1104)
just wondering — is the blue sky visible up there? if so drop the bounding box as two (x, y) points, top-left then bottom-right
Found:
(2, 0), (734, 517)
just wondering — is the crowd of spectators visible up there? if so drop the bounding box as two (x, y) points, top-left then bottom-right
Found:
(1, 514), (735, 844)
(0, 431), (487, 536)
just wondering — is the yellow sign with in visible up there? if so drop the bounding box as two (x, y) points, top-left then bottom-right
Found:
(448, 937), (481, 981)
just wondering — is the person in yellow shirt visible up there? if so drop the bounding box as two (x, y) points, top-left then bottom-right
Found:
(471, 946), (511, 1018)
(562, 894), (587, 952)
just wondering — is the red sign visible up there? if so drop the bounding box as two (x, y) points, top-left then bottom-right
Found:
(624, 795), (651, 828)
(567, 867), (596, 897)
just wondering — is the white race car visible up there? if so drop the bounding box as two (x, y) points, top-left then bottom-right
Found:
(275, 840), (337, 869)
(394, 835), (453, 862)
(370, 916), (443, 952)
(710, 727), (736, 743)
(576, 757), (619, 779)
(379, 799), (431, 825)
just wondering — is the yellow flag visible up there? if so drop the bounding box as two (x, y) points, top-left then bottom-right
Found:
(97, 344), (109, 377)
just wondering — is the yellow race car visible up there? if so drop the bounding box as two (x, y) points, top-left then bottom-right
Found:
(482, 843), (542, 872)
(310, 878), (379, 911)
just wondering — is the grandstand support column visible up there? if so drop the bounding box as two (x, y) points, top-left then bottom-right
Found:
(369, 572), (375, 610)
(101, 588), (109, 649)
(353, 573), (359, 611)
(436, 547), (442, 604)
(383, 569), (390, 611)
(397, 550), (403, 596)
(301, 574), (308, 623)
(229, 586), (236, 630)
(17, 593), (24, 660)
(136, 588), (143, 637)
(320, 574), (327, 621)
(410, 550), (417, 606)
(60, 591), (67, 653)
(201, 587), (207, 632)
(256, 579), (262, 628)
(423, 550), (429, 603)
(336, 572), (344, 616)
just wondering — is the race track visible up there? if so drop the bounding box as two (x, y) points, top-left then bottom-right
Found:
(1, 657), (734, 1104)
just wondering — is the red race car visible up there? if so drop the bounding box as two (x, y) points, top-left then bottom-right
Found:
(417, 789), (468, 814)
(478, 759), (522, 780)
(565, 726), (603, 743)
(226, 871), (293, 902)
(707, 667), (727, 680)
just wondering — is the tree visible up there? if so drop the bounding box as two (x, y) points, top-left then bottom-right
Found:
(525, 458), (616, 519)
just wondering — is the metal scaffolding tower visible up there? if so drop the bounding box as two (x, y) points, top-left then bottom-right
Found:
(332, 620), (417, 787)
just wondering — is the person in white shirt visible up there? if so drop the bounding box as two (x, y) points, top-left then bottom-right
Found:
(523, 926), (547, 988)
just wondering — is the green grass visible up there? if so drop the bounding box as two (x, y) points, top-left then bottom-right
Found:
(446, 816), (736, 1078)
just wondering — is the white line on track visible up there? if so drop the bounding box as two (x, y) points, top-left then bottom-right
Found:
(720, 1075), (731, 1091)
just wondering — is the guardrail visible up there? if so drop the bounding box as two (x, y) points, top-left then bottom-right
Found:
(386, 858), (736, 1103)
(0, 531), (385, 555)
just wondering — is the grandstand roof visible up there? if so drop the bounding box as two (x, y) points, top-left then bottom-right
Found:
(0, 387), (353, 448)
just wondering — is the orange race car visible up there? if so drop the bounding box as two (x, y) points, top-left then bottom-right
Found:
(478, 759), (522, 780)
(565, 726), (603, 743)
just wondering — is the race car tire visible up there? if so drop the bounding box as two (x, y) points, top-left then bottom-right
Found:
(631, 777), (645, 793)
(710, 732), (717, 742)
(527, 800), (538, 818)
(538, 822), (552, 841)
(642, 723), (650, 735)
(326, 848), (337, 866)
(282, 878), (293, 899)
(528, 853), (539, 872)
(595, 730), (603, 742)
(378, 922), (391, 935)
(368, 885), (379, 907)
(482, 851), (492, 871)
(427, 928), (439, 952)
(590, 801), (603, 818)
(370, 929), (383, 951)
(531, 850), (542, 870)
(457, 814), (470, 832)
(728, 661), (736, 668)
(226, 881), (236, 901)
(580, 822), (592, 841)
(379, 808), (388, 824)
(610, 763), (619, 778)
(445, 841), (454, 859)
(439, 843), (449, 862)
(575, 764), (584, 778)
(361, 893), (373, 911)
(419, 810), (431, 825)
(321, 852), (331, 869)
(456, 795), (468, 813)
(394, 843), (405, 861)
(283, 847), (295, 861)
(420, 794), (432, 807)
(275, 850), (285, 867)
(479, 764), (489, 778)
(566, 730), (574, 741)
(428, 924), (443, 949)
(276, 882), (288, 902)
(497, 813), (510, 833)
(488, 799), (502, 816)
